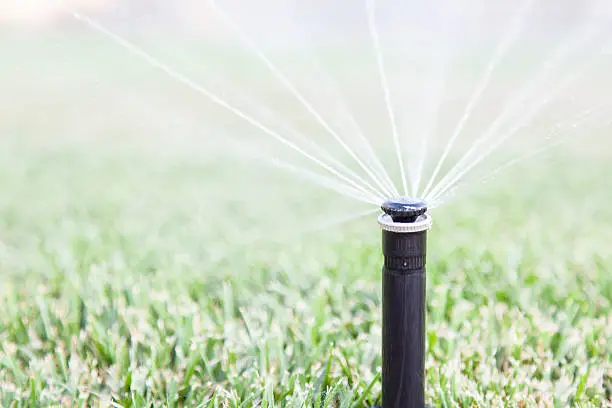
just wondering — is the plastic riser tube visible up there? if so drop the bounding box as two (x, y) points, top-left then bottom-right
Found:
(381, 229), (427, 408)
(378, 197), (431, 408)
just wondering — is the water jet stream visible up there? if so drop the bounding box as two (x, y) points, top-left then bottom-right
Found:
(247, 94), (393, 201)
(411, 46), (449, 198)
(212, 76), (395, 202)
(428, 102), (611, 205)
(255, 31), (399, 197)
(421, 0), (535, 199)
(269, 158), (384, 205)
(68, 10), (387, 203)
(366, 0), (408, 196)
(427, 21), (610, 201)
(427, 56), (609, 203)
(228, 139), (384, 204)
(208, 1), (396, 199)
(301, 65), (399, 196)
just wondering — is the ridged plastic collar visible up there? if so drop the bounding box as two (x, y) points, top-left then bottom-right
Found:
(378, 213), (432, 233)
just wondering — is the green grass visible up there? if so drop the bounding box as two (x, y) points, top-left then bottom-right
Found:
(1, 34), (611, 408)
(0, 141), (610, 408)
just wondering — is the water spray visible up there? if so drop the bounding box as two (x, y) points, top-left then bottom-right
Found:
(377, 197), (432, 408)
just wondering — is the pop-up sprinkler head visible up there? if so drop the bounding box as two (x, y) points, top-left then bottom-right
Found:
(377, 196), (432, 408)
(381, 196), (428, 223)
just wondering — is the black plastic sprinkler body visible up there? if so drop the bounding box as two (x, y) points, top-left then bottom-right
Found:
(377, 197), (432, 408)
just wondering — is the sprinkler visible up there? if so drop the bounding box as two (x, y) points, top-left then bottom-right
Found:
(377, 196), (432, 408)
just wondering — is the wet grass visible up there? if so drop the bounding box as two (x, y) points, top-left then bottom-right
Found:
(0, 140), (611, 408)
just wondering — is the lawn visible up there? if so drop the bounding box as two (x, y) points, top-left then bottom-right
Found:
(1, 31), (611, 408)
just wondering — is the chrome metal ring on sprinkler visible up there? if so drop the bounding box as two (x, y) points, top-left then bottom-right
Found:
(376, 197), (432, 408)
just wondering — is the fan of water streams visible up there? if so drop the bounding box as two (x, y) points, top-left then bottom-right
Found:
(17, 0), (612, 230)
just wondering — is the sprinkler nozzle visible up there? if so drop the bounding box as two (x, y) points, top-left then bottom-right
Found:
(381, 197), (427, 223)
